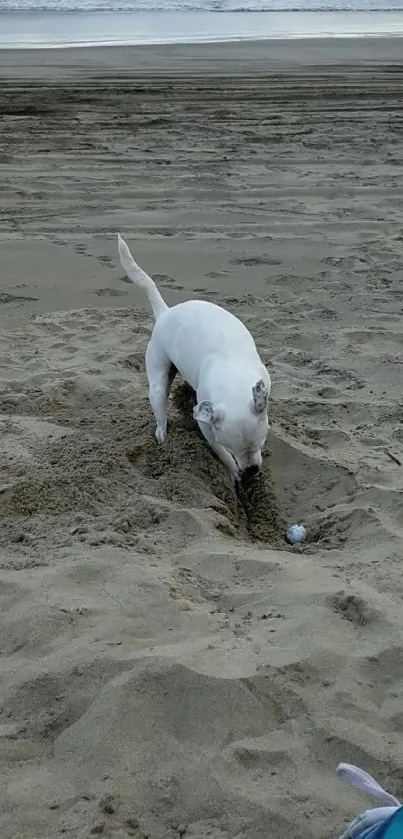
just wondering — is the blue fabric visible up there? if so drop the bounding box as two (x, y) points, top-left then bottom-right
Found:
(385, 807), (403, 839)
(357, 807), (403, 839)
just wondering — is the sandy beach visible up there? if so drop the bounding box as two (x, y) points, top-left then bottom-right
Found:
(1, 39), (403, 839)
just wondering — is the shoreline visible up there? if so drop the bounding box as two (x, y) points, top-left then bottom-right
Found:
(1, 9), (403, 50)
(3, 30), (403, 50)
(1, 36), (403, 77)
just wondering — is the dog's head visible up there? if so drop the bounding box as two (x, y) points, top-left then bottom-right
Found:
(193, 377), (270, 478)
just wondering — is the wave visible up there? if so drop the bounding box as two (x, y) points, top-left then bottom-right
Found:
(2, 0), (403, 12)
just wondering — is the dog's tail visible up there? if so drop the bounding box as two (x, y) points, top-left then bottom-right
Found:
(118, 234), (168, 321)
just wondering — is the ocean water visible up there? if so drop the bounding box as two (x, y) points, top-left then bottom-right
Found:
(1, 0), (403, 49)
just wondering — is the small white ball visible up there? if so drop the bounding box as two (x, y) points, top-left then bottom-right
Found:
(286, 524), (307, 545)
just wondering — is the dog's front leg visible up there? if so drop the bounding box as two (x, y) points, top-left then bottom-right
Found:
(197, 422), (240, 483)
(149, 381), (168, 443)
(146, 340), (171, 444)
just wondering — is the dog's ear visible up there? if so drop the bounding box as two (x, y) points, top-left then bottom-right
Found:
(193, 401), (222, 426)
(252, 379), (269, 414)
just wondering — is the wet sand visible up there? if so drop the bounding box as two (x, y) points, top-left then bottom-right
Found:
(1, 39), (403, 839)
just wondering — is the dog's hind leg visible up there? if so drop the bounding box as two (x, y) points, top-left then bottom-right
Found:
(145, 340), (175, 444)
(197, 422), (240, 483)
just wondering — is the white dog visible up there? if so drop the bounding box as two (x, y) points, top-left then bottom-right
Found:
(118, 234), (271, 482)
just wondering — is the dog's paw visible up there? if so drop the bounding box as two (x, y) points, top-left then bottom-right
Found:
(155, 426), (166, 444)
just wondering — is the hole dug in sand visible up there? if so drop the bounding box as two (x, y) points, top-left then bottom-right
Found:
(129, 381), (357, 550)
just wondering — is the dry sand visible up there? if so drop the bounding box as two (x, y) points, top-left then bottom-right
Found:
(1, 39), (403, 839)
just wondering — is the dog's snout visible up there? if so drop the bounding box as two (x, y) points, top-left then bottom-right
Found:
(242, 463), (260, 479)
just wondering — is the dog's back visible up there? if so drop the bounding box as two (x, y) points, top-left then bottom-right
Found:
(153, 298), (267, 403)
